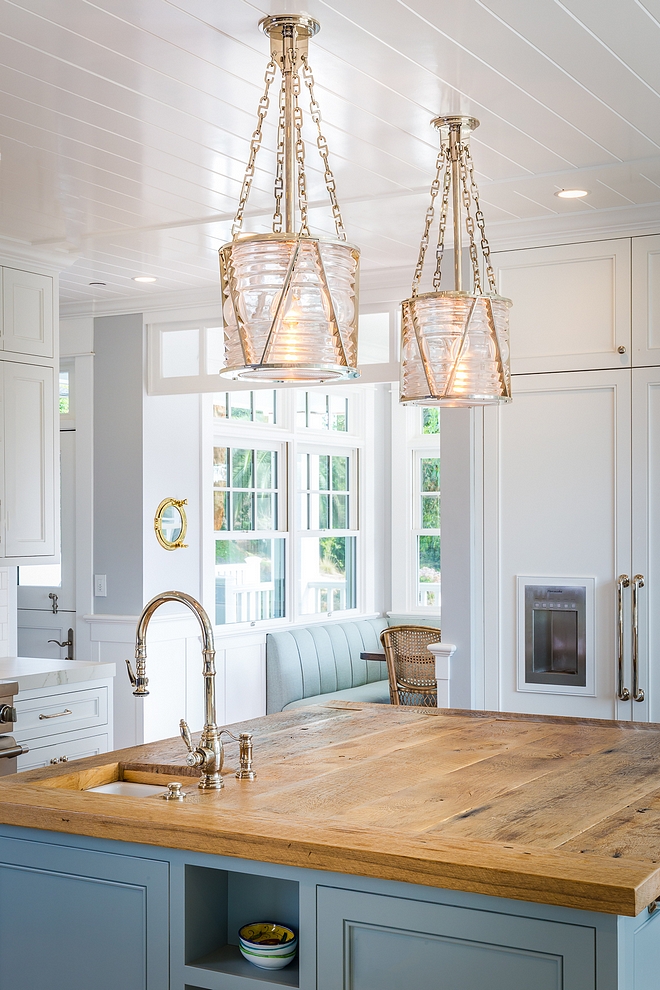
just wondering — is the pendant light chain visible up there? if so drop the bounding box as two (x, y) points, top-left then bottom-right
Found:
(272, 73), (286, 233)
(411, 147), (448, 297)
(465, 145), (496, 291)
(459, 143), (483, 295)
(410, 128), (498, 296)
(292, 63), (310, 236)
(432, 151), (452, 291)
(232, 59), (277, 236)
(301, 55), (347, 241)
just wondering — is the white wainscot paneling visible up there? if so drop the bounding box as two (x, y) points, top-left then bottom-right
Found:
(494, 239), (631, 374)
(86, 612), (204, 749)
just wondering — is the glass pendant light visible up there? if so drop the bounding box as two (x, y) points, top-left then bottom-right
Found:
(400, 115), (512, 406)
(219, 14), (360, 383)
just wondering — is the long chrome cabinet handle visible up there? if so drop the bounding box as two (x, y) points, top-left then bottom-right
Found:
(38, 708), (72, 720)
(632, 574), (645, 702)
(617, 574), (631, 701)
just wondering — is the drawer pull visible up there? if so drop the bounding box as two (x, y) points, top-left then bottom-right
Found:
(38, 708), (72, 720)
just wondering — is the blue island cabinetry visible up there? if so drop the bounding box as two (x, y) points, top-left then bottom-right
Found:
(0, 824), (657, 990)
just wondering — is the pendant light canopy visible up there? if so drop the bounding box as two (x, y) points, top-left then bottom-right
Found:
(219, 14), (360, 383)
(400, 115), (512, 407)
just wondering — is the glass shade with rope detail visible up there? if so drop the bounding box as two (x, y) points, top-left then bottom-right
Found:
(401, 291), (512, 406)
(400, 115), (512, 407)
(219, 234), (359, 382)
(218, 15), (360, 383)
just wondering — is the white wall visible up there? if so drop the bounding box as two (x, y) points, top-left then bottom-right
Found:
(142, 390), (202, 604)
(93, 313), (144, 616)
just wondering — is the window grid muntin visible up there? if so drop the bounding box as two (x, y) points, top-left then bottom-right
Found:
(213, 390), (277, 425)
(413, 448), (440, 611)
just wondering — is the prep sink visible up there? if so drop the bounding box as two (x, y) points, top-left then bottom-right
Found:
(30, 760), (196, 798)
(86, 781), (170, 798)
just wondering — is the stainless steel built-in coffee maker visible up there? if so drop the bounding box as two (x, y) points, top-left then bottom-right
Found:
(524, 585), (587, 687)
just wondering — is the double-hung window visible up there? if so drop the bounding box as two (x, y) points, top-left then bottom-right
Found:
(414, 408), (441, 608)
(213, 395), (286, 625)
(212, 387), (363, 627)
(297, 448), (357, 615)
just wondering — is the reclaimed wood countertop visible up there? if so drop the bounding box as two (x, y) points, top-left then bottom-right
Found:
(1, 702), (660, 917)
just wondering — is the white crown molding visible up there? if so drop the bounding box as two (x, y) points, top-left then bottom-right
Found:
(60, 286), (223, 321)
(0, 234), (79, 275)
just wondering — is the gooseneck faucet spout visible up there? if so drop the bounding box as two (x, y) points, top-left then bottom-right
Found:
(125, 591), (223, 790)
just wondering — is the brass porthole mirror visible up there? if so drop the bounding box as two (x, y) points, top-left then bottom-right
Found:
(154, 498), (188, 550)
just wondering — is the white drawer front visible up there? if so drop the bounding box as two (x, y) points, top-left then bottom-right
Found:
(14, 686), (108, 741)
(17, 731), (110, 772)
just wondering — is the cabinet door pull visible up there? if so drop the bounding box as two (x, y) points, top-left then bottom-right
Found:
(617, 575), (631, 701)
(38, 708), (72, 720)
(632, 574), (645, 702)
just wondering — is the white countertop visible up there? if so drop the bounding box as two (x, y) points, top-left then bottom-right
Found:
(0, 658), (116, 693)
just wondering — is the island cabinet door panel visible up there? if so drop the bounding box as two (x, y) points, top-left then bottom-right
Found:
(0, 836), (169, 990)
(317, 887), (596, 990)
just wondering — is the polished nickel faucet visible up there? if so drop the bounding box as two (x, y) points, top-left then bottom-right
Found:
(125, 591), (225, 790)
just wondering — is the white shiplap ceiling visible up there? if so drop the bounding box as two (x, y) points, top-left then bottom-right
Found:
(0, 0), (658, 309)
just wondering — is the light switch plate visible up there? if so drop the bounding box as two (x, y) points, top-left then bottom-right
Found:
(94, 574), (107, 597)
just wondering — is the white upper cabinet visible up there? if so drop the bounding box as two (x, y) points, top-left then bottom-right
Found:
(632, 234), (660, 367)
(493, 239), (631, 374)
(2, 361), (56, 559)
(2, 268), (54, 359)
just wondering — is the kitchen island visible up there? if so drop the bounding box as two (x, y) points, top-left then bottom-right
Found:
(0, 701), (659, 989)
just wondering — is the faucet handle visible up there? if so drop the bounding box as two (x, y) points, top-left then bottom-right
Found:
(180, 719), (194, 753)
(126, 659), (149, 696)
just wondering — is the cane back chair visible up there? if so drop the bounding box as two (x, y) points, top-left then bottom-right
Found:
(380, 624), (442, 707)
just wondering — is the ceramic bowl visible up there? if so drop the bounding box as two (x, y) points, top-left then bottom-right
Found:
(238, 923), (297, 970)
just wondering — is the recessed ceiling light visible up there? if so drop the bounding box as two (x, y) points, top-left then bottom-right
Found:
(89, 281), (106, 286)
(555, 188), (589, 199)
(132, 275), (158, 283)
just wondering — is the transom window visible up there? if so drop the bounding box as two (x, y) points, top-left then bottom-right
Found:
(422, 407), (439, 435)
(214, 390), (276, 424)
(296, 391), (348, 431)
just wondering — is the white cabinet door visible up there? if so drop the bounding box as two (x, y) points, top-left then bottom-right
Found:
(631, 368), (660, 723)
(2, 268), (53, 358)
(632, 234), (660, 367)
(3, 361), (57, 559)
(493, 239), (631, 375)
(483, 369), (632, 719)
